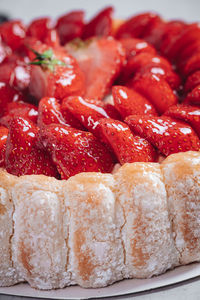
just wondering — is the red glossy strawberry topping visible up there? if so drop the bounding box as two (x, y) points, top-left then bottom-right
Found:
(40, 124), (114, 179)
(184, 85), (200, 106)
(5, 117), (58, 177)
(126, 115), (200, 156)
(0, 126), (8, 167)
(0, 20), (26, 50)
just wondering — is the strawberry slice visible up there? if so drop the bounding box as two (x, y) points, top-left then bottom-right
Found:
(27, 40), (86, 100)
(184, 85), (200, 106)
(177, 40), (200, 70)
(126, 115), (200, 156)
(0, 82), (25, 116)
(27, 17), (53, 42)
(38, 97), (68, 127)
(66, 37), (125, 100)
(5, 117), (58, 177)
(40, 124), (114, 179)
(165, 104), (200, 138)
(98, 118), (157, 164)
(112, 85), (157, 118)
(0, 102), (38, 127)
(119, 38), (156, 60)
(130, 72), (178, 114)
(55, 10), (85, 45)
(82, 7), (113, 39)
(184, 70), (200, 93)
(0, 20), (26, 50)
(0, 126), (8, 167)
(182, 52), (200, 77)
(0, 38), (12, 64)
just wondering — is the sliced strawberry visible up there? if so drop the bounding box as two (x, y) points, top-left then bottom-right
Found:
(129, 72), (178, 114)
(184, 70), (200, 93)
(0, 126), (8, 167)
(82, 7), (113, 39)
(55, 10), (85, 45)
(44, 29), (60, 47)
(60, 99), (85, 130)
(142, 18), (166, 49)
(66, 37), (125, 100)
(0, 82), (25, 116)
(40, 123), (114, 179)
(184, 85), (200, 106)
(98, 118), (157, 164)
(126, 115), (200, 156)
(0, 38), (12, 64)
(5, 117), (58, 177)
(119, 38), (156, 60)
(165, 104), (200, 138)
(115, 12), (161, 39)
(182, 52), (200, 77)
(37, 97), (68, 127)
(0, 102), (38, 127)
(0, 20), (26, 50)
(27, 17), (53, 42)
(177, 40), (200, 70)
(112, 85), (157, 118)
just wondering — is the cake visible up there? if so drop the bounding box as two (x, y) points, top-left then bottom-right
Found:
(0, 6), (199, 290)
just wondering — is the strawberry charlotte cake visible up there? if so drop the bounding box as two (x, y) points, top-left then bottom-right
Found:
(0, 6), (199, 290)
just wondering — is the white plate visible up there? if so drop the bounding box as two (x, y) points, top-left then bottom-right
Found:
(0, 263), (200, 299)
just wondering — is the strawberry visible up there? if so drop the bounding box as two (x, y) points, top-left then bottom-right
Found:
(5, 117), (58, 177)
(27, 40), (86, 100)
(164, 104), (200, 138)
(0, 126), (8, 167)
(0, 20), (26, 50)
(82, 7), (113, 39)
(176, 40), (200, 70)
(119, 38), (156, 60)
(182, 52), (200, 77)
(66, 37), (125, 100)
(55, 11), (85, 45)
(112, 85), (157, 118)
(39, 123), (114, 179)
(142, 18), (166, 49)
(126, 115), (200, 156)
(184, 85), (200, 106)
(184, 70), (200, 93)
(0, 102), (38, 127)
(27, 17), (53, 42)
(0, 82), (25, 116)
(129, 72), (178, 114)
(98, 118), (157, 164)
(44, 29), (60, 47)
(60, 99), (85, 130)
(115, 12), (161, 39)
(0, 38), (12, 64)
(37, 97), (68, 127)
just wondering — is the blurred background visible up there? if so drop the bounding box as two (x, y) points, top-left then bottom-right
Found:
(0, 0), (200, 23)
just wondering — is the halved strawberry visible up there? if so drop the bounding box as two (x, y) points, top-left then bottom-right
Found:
(184, 85), (200, 106)
(39, 123), (114, 179)
(184, 70), (200, 93)
(55, 10), (85, 45)
(5, 117), (58, 177)
(0, 126), (8, 167)
(0, 102), (38, 127)
(165, 104), (200, 138)
(126, 115), (200, 156)
(129, 72), (178, 114)
(182, 52), (200, 77)
(98, 118), (157, 164)
(0, 38), (12, 64)
(37, 97), (68, 127)
(115, 12), (161, 39)
(66, 37), (125, 100)
(0, 20), (26, 50)
(82, 7), (113, 39)
(112, 85), (157, 118)
(176, 40), (200, 70)
(27, 40), (86, 100)
(27, 17), (53, 41)
(0, 82), (25, 116)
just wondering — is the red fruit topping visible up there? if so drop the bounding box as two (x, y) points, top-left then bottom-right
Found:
(0, 102), (38, 127)
(82, 7), (113, 39)
(56, 11), (85, 45)
(60, 99), (85, 130)
(37, 97), (68, 127)
(126, 115), (200, 156)
(66, 37), (125, 100)
(27, 17), (53, 42)
(40, 124), (114, 179)
(0, 126), (8, 167)
(177, 40), (200, 70)
(112, 85), (157, 118)
(119, 38), (156, 60)
(0, 38), (12, 64)
(0, 20), (26, 50)
(44, 29), (60, 47)
(98, 118), (157, 164)
(130, 72), (178, 114)
(165, 104), (200, 138)
(5, 117), (58, 177)
(184, 85), (200, 106)
(0, 82), (24, 116)
(184, 71), (200, 93)
(115, 12), (161, 39)
(182, 52), (200, 77)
